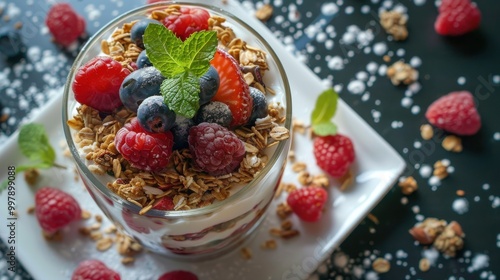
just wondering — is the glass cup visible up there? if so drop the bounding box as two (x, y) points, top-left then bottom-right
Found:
(62, 2), (292, 260)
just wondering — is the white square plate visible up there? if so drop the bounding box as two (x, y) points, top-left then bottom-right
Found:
(0, 1), (405, 279)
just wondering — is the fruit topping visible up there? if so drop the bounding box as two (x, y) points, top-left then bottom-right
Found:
(137, 96), (176, 133)
(152, 196), (175, 211)
(158, 270), (198, 280)
(45, 3), (86, 47)
(35, 187), (82, 234)
(73, 56), (131, 113)
(71, 259), (120, 280)
(210, 48), (252, 127)
(115, 117), (174, 172)
(188, 122), (245, 176)
(119, 66), (165, 112)
(313, 134), (355, 178)
(248, 87), (268, 125)
(136, 50), (153, 68)
(194, 101), (233, 127)
(161, 7), (210, 40)
(286, 186), (328, 222)
(198, 65), (220, 105)
(435, 0), (481, 36)
(130, 18), (162, 48)
(425, 90), (481, 135)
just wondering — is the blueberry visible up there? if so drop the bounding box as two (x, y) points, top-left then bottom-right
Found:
(194, 101), (233, 127)
(171, 115), (195, 150)
(0, 27), (25, 59)
(248, 87), (268, 125)
(130, 18), (162, 49)
(136, 50), (152, 68)
(120, 66), (165, 112)
(137, 96), (175, 133)
(199, 65), (219, 105)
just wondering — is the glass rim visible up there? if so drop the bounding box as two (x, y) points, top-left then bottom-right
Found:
(62, 1), (292, 218)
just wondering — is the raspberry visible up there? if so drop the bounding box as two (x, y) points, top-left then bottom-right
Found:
(35, 187), (81, 234)
(162, 7), (210, 40)
(313, 134), (355, 178)
(158, 270), (198, 280)
(425, 91), (481, 135)
(188, 122), (245, 176)
(435, 0), (481, 36)
(152, 196), (174, 211)
(115, 117), (174, 172)
(286, 187), (328, 222)
(71, 259), (120, 280)
(73, 56), (131, 113)
(45, 3), (86, 47)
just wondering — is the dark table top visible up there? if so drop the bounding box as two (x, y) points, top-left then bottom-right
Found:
(1, 0), (499, 279)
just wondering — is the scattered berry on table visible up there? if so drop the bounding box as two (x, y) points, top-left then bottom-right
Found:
(152, 196), (175, 211)
(158, 270), (198, 280)
(188, 122), (245, 176)
(210, 48), (253, 127)
(45, 3), (86, 47)
(115, 117), (174, 172)
(434, 0), (481, 36)
(136, 50), (153, 68)
(137, 96), (176, 133)
(198, 65), (220, 105)
(425, 90), (481, 136)
(71, 259), (120, 280)
(171, 115), (195, 150)
(73, 56), (130, 113)
(130, 18), (162, 49)
(194, 101), (233, 127)
(119, 66), (165, 112)
(286, 186), (328, 222)
(35, 187), (82, 234)
(313, 134), (355, 178)
(0, 26), (25, 59)
(248, 87), (268, 125)
(162, 7), (210, 40)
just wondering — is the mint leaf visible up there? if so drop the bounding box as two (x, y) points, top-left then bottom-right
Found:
(144, 24), (184, 78)
(182, 31), (218, 77)
(161, 72), (200, 118)
(311, 88), (339, 136)
(18, 123), (55, 168)
(312, 122), (338, 136)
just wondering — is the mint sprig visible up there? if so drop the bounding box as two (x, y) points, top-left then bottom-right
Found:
(311, 88), (339, 136)
(143, 24), (218, 118)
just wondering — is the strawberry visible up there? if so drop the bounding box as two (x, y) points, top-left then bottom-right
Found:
(210, 48), (252, 127)
(71, 259), (120, 280)
(162, 7), (210, 40)
(152, 196), (175, 211)
(435, 0), (481, 36)
(425, 90), (481, 135)
(286, 187), (328, 222)
(158, 270), (198, 280)
(35, 187), (82, 234)
(313, 134), (355, 178)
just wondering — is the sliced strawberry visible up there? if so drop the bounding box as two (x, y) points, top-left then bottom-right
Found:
(210, 48), (252, 127)
(152, 196), (174, 211)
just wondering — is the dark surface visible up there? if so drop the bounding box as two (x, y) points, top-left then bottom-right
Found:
(1, 0), (499, 279)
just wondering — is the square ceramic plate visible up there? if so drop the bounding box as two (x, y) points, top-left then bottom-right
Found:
(0, 1), (405, 279)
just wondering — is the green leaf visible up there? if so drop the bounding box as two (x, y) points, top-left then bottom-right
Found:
(311, 88), (338, 126)
(161, 72), (200, 118)
(182, 31), (218, 77)
(18, 123), (55, 167)
(144, 24), (184, 78)
(312, 121), (337, 136)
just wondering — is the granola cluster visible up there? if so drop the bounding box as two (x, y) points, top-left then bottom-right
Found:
(409, 217), (465, 257)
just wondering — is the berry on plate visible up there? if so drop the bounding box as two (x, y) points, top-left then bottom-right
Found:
(71, 259), (120, 280)
(435, 0), (481, 36)
(73, 56), (131, 113)
(210, 48), (253, 127)
(45, 3), (86, 47)
(287, 186), (328, 222)
(425, 90), (481, 135)
(158, 270), (198, 280)
(188, 122), (245, 176)
(35, 187), (82, 234)
(313, 134), (355, 178)
(162, 7), (210, 40)
(115, 117), (174, 172)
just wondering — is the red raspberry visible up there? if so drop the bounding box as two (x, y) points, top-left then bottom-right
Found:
(425, 91), (481, 135)
(35, 187), (81, 234)
(72, 56), (130, 113)
(313, 134), (355, 178)
(152, 196), (174, 211)
(286, 186), (328, 222)
(46, 3), (86, 47)
(435, 0), (481, 36)
(188, 122), (245, 176)
(71, 259), (120, 280)
(158, 270), (198, 280)
(162, 7), (210, 40)
(115, 117), (174, 172)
